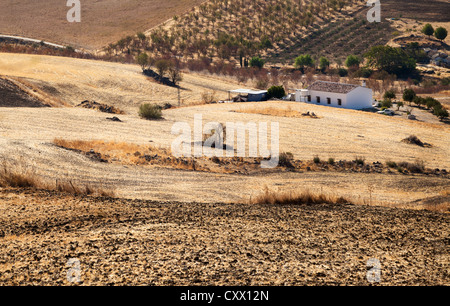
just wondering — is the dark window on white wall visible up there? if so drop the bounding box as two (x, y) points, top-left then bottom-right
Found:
(338, 99), (342, 106)
(316, 96), (320, 103)
(327, 98), (331, 104)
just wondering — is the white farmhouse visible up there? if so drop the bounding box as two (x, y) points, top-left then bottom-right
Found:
(295, 81), (373, 110)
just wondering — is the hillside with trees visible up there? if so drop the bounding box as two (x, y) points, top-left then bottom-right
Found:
(108, 0), (364, 65)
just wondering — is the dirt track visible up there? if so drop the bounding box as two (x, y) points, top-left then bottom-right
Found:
(0, 188), (448, 286)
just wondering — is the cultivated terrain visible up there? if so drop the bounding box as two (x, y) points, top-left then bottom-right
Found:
(0, 188), (448, 286)
(0, 0), (205, 50)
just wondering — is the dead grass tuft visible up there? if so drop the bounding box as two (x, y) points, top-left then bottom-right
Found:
(0, 159), (115, 197)
(250, 187), (351, 206)
(236, 106), (321, 119)
(0, 161), (39, 188)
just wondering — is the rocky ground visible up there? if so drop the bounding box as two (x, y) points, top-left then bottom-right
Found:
(0, 187), (448, 286)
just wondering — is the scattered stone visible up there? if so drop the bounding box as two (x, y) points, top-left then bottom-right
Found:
(78, 100), (123, 114)
(106, 116), (122, 122)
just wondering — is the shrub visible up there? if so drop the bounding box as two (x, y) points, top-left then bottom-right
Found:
(402, 135), (424, 147)
(294, 54), (314, 70)
(319, 56), (330, 72)
(354, 156), (365, 166)
(383, 90), (396, 101)
(380, 99), (393, 109)
(396, 160), (426, 173)
(267, 85), (286, 99)
(425, 97), (440, 109)
(249, 56), (265, 69)
(313, 155), (321, 164)
(345, 55), (360, 68)
(406, 160), (425, 173)
(354, 67), (372, 78)
(433, 106), (449, 120)
(328, 157), (335, 165)
(403, 88), (416, 103)
(386, 160), (397, 168)
(413, 96), (426, 107)
(201, 90), (217, 104)
(136, 52), (149, 70)
(422, 23), (434, 37)
(338, 68), (348, 77)
(434, 27), (448, 41)
(250, 188), (350, 205)
(279, 152), (294, 168)
(138, 103), (163, 120)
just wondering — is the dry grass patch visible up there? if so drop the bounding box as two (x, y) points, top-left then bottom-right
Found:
(250, 187), (350, 206)
(6, 77), (69, 108)
(0, 159), (115, 197)
(236, 106), (321, 119)
(53, 138), (200, 171)
(0, 161), (39, 188)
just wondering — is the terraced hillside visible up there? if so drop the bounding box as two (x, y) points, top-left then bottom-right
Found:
(111, 0), (363, 62)
(267, 7), (395, 64)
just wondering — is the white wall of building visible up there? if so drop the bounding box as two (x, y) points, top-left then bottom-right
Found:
(308, 90), (348, 108)
(295, 87), (373, 110)
(346, 87), (373, 109)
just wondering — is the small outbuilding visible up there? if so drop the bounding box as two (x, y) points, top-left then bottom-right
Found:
(228, 89), (268, 102)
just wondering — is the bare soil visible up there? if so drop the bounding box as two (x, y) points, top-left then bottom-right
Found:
(0, 0), (204, 50)
(0, 187), (448, 286)
(381, 0), (450, 22)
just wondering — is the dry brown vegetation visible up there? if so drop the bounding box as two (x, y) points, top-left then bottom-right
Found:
(235, 106), (320, 119)
(0, 159), (115, 197)
(250, 187), (350, 206)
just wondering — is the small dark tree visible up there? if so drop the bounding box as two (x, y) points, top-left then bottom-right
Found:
(383, 90), (396, 101)
(168, 60), (183, 86)
(422, 23), (434, 37)
(294, 54), (314, 72)
(434, 27), (448, 42)
(425, 97), (440, 110)
(267, 85), (286, 99)
(337, 68), (348, 77)
(250, 56), (265, 69)
(413, 96), (426, 108)
(433, 106), (449, 120)
(345, 55), (361, 68)
(136, 53), (149, 71)
(403, 88), (416, 105)
(319, 56), (330, 72)
(381, 99), (393, 109)
(155, 59), (170, 78)
(365, 45), (416, 76)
